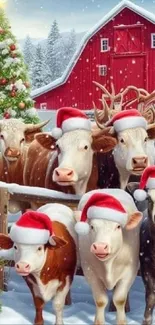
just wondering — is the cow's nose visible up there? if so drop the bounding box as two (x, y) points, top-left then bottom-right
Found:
(132, 156), (148, 169)
(54, 168), (74, 182)
(15, 262), (30, 274)
(90, 242), (109, 255)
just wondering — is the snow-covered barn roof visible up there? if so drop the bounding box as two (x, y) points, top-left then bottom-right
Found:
(31, 0), (155, 98)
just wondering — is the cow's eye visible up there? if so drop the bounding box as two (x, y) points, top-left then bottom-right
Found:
(90, 225), (94, 230)
(0, 134), (4, 139)
(144, 137), (148, 142)
(20, 138), (25, 143)
(14, 245), (17, 250)
(120, 138), (125, 144)
(56, 144), (61, 152)
(38, 246), (42, 251)
(84, 145), (88, 150)
(116, 225), (121, 230)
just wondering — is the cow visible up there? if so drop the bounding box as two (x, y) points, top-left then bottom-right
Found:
(0, 204), (78, 325)
(95, 108), (155, 189)
(74, 189), (142, 325)
(126, 167), (155, 325)
(23, 127), (117, 195)
(0, 118), (49, 212)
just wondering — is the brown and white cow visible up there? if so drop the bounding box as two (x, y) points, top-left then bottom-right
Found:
(75, 189), (142, 325)
(95, 109), (155, 189)
(0, 118), (49, 212)
(23, 128), (117, 195)
(0, 203), (77, 325)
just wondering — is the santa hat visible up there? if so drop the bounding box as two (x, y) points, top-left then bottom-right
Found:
(52, 107), (91, 139)
(10, 211), (55, 245)
(75, 192), (128, 235)
(134, 166), (155, 201)
(106, 109), (147, 133)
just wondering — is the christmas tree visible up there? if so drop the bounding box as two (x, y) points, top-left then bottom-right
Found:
(0, 8), (40, 123)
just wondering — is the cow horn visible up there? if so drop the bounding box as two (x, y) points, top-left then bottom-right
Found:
(24, 120), (50, 132)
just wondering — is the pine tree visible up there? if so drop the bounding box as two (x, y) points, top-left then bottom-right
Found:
(31, 43), (44, 89)
(46, 20), (61, 80)
(0, 9), (40, 123)
(42, 52), (52, 85)
(23, 35), (35, 69)
(63, 29), (76, 69)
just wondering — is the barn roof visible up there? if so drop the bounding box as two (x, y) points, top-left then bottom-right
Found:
(31, 0), (155, 98)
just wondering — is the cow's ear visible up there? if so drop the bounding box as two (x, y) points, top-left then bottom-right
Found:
(125, 212), (143, 230)
(92, 135), (117, 153)
(25, 128), (42, 143)
(35, 133), (57, 150)
(126, 182), (140, 196)
(49, 236), (67, 249)
(0, 234), (14, 250)
(147, 123), (155, 139)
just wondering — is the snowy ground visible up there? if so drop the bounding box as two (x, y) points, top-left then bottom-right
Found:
(0, 270), (149, 325)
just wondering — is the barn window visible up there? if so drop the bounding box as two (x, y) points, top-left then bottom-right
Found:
(151, 33), (155, 48)
(40, 103), (47, 110)
(101, 38), (109, 52)
(99, 65), (107, 76)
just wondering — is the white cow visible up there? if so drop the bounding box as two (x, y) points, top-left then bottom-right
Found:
(95, 109), (155, 189)
(76, 189), (142, 325)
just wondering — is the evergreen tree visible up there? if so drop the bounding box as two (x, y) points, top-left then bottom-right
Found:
(23, 35), (35, 70)
(31, 43), (44, 89)
(0, 9), (39, 123)
(46, 20), (61, 80)
(63, 29), (76, 69)
(42, 52), (52, 85)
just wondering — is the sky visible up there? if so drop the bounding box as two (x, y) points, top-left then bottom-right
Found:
(2, 0), (155, 40)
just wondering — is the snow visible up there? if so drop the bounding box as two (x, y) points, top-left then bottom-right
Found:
(0, 181), (80, 201)
(31, 0), (155, 98)
(0, 270), (151, 324)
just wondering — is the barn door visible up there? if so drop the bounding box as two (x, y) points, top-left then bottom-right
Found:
(114, 25), (143, 54)
(111, 55), (147, 97)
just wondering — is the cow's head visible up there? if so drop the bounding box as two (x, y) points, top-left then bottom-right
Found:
(0, 118), (49, 162)
(35, 128), (117, 194)
(86, 212), (142, 261)
(0, 234), (67, 276)
(98, 123), (155, 175)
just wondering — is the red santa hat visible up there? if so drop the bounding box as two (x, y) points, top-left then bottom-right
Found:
(10, 211), (55, 245)
(134, 166), (155, 201)
(75, 192), (128, 235)
(51, 107), (91, 139)
(106, 109), (147, 133)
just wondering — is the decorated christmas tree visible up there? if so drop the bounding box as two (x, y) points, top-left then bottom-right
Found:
(0, 8), (40, 123)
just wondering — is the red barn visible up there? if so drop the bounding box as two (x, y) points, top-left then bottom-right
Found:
(32, 0), (155, 110)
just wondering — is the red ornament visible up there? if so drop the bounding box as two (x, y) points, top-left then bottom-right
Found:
(10, 44), (16, 51)
(3, 112), (11, 119)
(0, 78), (7, 85)
(11, 91), (16, 97)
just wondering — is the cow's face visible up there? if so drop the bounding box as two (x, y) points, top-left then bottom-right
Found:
(114, 128), (149, 175)
(88, 212), (142, 261)
(35, 129), (117, 195)
(0, 234), (67, 276)
(0, 118), (49, 162)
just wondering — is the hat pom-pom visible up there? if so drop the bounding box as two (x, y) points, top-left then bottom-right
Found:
(51, 127), (62, 140)
(75, 222), (90, 235)
(134, 189), (147, 201)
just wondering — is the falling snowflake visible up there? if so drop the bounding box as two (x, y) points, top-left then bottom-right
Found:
(132, 59), (136, 64)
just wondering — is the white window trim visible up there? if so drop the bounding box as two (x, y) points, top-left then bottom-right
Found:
(40, 102), (47, 110)
(98, 65), (107, 76)
(151, 33), (155, 48)
(100, 38), (109, 52)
